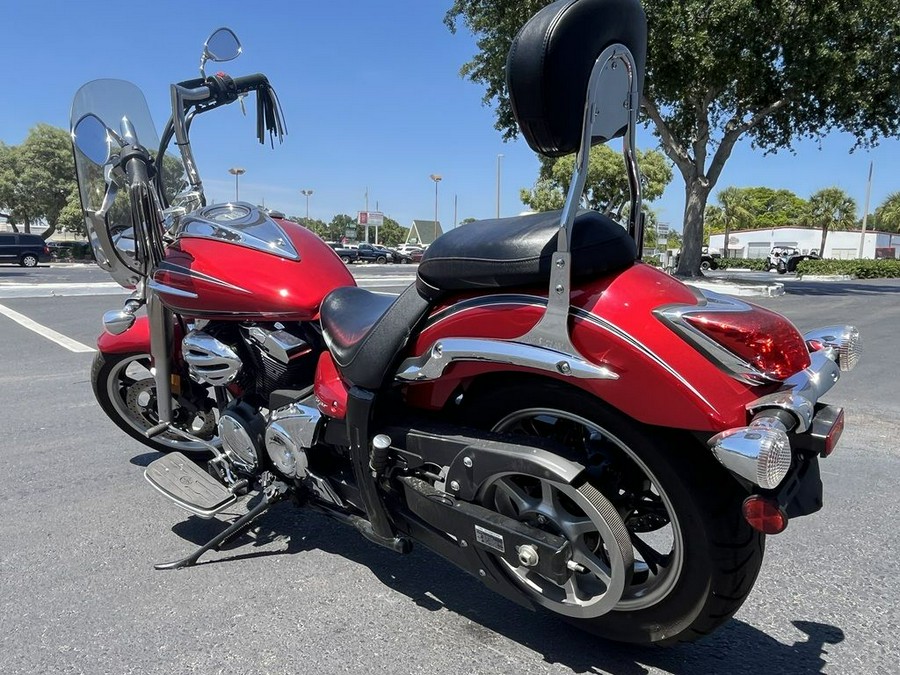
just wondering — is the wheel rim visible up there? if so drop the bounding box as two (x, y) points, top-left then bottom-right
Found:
(491, 408), (685, 612)
(482, 474), (631, 618)
(106, 354), (218, 453)
(23, 255), (37, 267)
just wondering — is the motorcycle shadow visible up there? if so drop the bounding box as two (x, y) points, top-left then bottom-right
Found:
(166, 501), (844, 675)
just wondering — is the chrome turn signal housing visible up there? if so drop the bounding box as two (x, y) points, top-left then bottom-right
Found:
(710, 416), (792, 489)
(804, 325), (861, 372)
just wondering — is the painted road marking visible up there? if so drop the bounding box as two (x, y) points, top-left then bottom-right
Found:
(0, 303), (95, 353)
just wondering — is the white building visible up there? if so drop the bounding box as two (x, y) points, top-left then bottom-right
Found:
(709, 227), (900, 260)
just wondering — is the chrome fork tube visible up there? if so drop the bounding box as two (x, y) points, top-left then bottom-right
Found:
(147, 289), (174, 425)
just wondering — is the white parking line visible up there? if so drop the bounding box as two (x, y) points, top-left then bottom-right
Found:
(0, 303), (95, 353)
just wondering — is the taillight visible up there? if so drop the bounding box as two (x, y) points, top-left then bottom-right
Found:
(742, 495), (788, 534)
(684, 306), (810, 380)
(44, 246), (50, 254)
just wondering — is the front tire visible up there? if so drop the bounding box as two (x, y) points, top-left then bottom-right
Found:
(91, 351), (218, 454)
(463, 381), (764, 645)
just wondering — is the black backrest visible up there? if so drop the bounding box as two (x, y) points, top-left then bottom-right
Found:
(507, 0), (647, 157)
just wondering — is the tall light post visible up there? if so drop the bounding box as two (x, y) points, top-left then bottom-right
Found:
(300, 189), (313, 221)
(228, 167), (246, 202)
(496, 154), (504, 218)
(429, 174), (442, 243)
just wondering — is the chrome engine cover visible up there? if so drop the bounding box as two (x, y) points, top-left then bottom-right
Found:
(264, 402), (322, 478)
(182, 330), (242, 385)
(218, 401), (266, 472)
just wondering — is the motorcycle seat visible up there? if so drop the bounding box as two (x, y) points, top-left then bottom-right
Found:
(320, 283), (432, 390)
(415, 209), (636, 300)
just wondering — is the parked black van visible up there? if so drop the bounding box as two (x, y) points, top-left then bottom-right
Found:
(0, 233), (52, 267)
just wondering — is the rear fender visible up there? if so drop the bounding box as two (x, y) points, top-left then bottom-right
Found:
(400, 264), (769, 432)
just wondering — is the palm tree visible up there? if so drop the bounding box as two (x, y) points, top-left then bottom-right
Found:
(715, 187), (753, 258)
(874, 191), (900, 231)
(804, 188), (857, 256)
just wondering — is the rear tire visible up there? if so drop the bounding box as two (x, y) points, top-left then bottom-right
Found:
(463, 381), (764, 645)
(20, 253), (38, 267)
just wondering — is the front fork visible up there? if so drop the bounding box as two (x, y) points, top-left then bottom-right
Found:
(148, 288), (176, 428)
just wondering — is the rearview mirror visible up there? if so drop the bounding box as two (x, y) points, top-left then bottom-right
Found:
(73, 113), (117, 166)
(200, 28), (242, 77)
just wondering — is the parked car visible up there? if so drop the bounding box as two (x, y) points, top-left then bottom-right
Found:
(356, 243), (394, 264)
(326, 242), (359, 264)
(700, 246), (722, 271)
(772, 249), (820, 274)
(0, 232), (52, 267)
(388, 246), (423, 264)
(48, 240), (94, 261)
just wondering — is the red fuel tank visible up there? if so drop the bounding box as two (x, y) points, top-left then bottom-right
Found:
(152, 207), (354, 321)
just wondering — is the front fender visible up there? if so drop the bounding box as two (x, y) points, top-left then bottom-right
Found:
(96, 315), (151, 354)
(96, 315), (184, 356)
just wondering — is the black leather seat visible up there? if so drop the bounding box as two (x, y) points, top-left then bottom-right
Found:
(416, 209), (635, 299)
(320, 284), (431, 390)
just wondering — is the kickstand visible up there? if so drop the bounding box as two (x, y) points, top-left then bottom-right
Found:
(154, 481), (290, 570)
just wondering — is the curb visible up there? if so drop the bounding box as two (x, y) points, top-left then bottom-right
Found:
(685, 279), (785, 298)
(797, 274), (856, 281)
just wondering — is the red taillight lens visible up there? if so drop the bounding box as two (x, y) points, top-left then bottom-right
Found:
(684, 306), (811, 380)
(742, 496), (788, 534)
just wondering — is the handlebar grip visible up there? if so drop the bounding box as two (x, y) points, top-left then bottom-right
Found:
(232, 73), (270, 94)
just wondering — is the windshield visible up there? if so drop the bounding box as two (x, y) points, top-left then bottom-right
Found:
(70, 80), (186, 287)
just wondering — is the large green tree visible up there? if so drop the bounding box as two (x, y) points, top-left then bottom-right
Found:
(803, 187), (857, 255)
(520, 145), (672, 217)
(0, 124), (76, 239)
(446, 0), (900, 276)
(874, 192), (900, 232)
(375, 217), (409, 247)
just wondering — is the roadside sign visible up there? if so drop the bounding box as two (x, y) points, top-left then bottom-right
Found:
(358, 211), (384, 226)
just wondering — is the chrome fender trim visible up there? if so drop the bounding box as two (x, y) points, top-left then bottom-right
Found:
(746, 349), (840, 433)
(395, 337), (619, 383)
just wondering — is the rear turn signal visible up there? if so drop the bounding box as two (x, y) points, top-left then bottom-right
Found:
(742, 496), (788, 534)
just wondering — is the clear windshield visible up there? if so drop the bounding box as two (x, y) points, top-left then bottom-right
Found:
(71, 79), (159, 212)
(70, 80), (186, 287)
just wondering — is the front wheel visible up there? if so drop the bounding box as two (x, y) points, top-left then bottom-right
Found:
(464, 381), (764, 645)
(91, 351), (218, 454)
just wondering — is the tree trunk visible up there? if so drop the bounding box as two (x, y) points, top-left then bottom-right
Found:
(820, 226), (828, 257)
(676, 181), (711, 276)
(41, 222), (57, 240)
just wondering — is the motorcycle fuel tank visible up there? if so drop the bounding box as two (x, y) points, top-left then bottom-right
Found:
(152, 204), (355, 320)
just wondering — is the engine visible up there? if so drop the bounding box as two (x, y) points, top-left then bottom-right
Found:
(182, 323), (321, 475)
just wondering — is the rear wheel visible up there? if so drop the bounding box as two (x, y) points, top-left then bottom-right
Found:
(20, 253), (39, 267)
(91, 351), (218, 454)
(465, 382), (764, 645)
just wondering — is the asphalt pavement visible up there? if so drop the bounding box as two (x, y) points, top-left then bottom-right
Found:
(0, 263), (898, 675)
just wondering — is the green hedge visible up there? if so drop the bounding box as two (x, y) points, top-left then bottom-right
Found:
(796, 258), (900, 278)
(718, 258), (768, 271)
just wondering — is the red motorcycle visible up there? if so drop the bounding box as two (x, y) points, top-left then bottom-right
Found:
(70, 0), (859, 645)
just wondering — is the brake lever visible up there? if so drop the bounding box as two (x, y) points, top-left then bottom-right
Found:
(238, 94), (247, 116)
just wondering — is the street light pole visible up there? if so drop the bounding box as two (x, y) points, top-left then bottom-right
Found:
(300, 189), (313, 221)
(429, 174), (442, 244)
(496, 154), (503, 219)
(858, 161), (873, 259)
(228, 167), (246, 202)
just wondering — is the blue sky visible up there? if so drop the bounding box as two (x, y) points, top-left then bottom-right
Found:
(2, 0), (898, 232)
